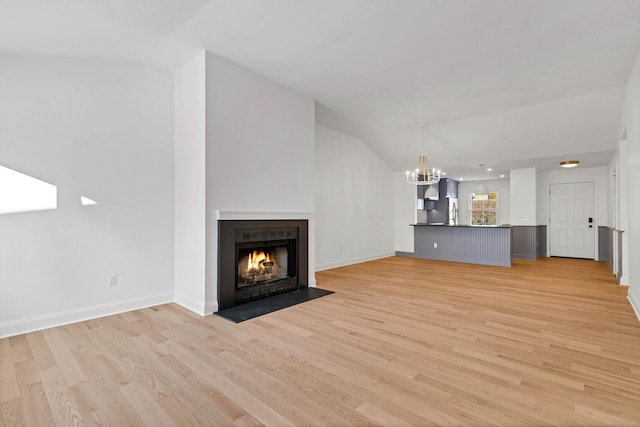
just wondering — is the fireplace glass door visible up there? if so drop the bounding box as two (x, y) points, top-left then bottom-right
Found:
(237, 241), (292, 288)
(219, 220), (308, 310)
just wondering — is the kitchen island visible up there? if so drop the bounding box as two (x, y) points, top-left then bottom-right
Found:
(409, 224), (512, 267)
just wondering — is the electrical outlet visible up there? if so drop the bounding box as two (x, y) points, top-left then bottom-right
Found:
(108, 274), (118, 287)
(434, 242), (438, 248)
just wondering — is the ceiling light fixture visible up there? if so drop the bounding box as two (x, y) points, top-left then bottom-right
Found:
(474, 163), (490, 195)
(560, 160), (579, 168)
(406, 125), (440, 187)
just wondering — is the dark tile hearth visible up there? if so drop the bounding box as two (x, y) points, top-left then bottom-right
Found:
(214, 288), (334, 323)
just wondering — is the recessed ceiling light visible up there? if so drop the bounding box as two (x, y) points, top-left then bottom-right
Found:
(487, 168), (492, 171)
(442, 172), (447, 175)
(560, 160), (579, 168)
(460, 178), (464, 181)
(500, 174), (505, 178)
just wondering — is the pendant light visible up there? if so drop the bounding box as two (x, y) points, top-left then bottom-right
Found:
(406, 125), (441, 186)
(474, 163), (490, 195)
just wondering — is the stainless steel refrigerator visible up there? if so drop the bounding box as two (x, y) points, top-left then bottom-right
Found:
(447, 198), (459, 225)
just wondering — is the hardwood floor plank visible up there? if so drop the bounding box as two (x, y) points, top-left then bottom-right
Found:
(18, 382), (55, 427)
(155, 394), (203, 425)
(119, 381), (173, 425)
(355, 400), (413, 427)
(8, 335), (27, 349)
(89, 320), (133, 358)
(222, 368), (327, 426)
(0, 398), (25, 427)
(9, 344), (32, 365)
(183, 356), (296, 427)
(213, 334), (374, 425)
(0, 339), (10, 359)
(13, 359), (40, 390)
(232, 413), (267, 427)
(69, 381), (104, 416)
(42, 328), (88, 387)
(0, 354), (20, 403)
(0, 257), (639, 425)
(72, 351), (147, 425)
(83, 409), (111, 427)
(191, 403), (244, 426)
(39, 366), (84, 426)
(25, 331), (56, 371)
(125, 338), (210, 411)
(184, 365), (252, 423)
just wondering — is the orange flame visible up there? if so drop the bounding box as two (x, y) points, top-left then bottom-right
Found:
(247, 250), (272, 273)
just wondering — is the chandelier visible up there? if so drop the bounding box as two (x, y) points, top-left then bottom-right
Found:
(474, 163), (490, 194)
(406, 125), (441, 186)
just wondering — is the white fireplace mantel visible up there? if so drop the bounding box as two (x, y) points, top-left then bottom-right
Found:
(215, 210), (313, 221)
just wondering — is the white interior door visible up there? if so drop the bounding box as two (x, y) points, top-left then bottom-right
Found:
(549, 182), (595, 259)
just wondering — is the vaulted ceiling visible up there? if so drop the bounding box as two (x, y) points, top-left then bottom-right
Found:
(1, 0), (639, 180)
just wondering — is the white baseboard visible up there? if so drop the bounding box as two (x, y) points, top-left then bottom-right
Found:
(0, 292), (173, 339)
(315, 252), (395, 272)
(628, 287), (640, 323)
(205, 300), (218, 314)
(173, 292), (207, 316)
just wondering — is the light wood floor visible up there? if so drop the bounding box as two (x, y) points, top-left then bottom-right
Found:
(1, 257), (640, 426)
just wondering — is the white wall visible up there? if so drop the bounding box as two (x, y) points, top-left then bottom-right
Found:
(315, 125), (395, 270)
(618, 50), (640, 320)
(536, 166), (609, 262)
(607, 153), (617, 229)
(618, 141), (630, 286)
(0, 55), (175, 338)
(536, 166), (609, 227)
(395, 172), (415, 252)
(204, 52), (315, 309)
(458, 178), (511, 225)
(174, 52), (207, 314)
(510, 168), (537, 225)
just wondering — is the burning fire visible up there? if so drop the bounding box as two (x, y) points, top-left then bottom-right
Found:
(239, 248), (283, 285)
(247, 250), (273, 273)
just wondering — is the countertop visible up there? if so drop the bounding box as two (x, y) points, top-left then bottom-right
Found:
(411, 223), (511, 228)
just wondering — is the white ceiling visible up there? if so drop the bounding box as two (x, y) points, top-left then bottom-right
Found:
(1, 0), (639, 181)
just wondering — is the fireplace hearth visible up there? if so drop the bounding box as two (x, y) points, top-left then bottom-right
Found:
(218, 219), (308, 310)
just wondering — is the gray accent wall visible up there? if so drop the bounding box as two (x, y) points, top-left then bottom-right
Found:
(511, 225), (547, 259)
(598, 226), (608, 262)
(598, 226), (614, 270)
(413, 226), (511, 267)
(511, 226), (537, 259)
(597, 229), (623, 284)
(537, 225), (547, 258)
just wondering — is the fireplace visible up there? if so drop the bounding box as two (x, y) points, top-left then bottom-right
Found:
(218, 219), (308, 310)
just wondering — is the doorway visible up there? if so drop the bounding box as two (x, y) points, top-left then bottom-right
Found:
(549, 182), (595, 259)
